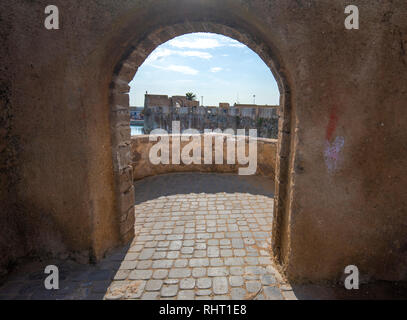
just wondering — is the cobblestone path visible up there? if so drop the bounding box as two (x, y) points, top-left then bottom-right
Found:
(1, 173), (406, 300)
(105, 173), (289, 300)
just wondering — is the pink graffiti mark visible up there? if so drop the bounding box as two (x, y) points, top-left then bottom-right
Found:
(326, 106), (339, 142)
(324, 136), (345, 173)
(324, 106), (344, 173)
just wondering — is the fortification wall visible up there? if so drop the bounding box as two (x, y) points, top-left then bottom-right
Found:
(144, 106), (279, 139)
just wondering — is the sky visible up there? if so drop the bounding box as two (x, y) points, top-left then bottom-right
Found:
(129, 33), (280, 107)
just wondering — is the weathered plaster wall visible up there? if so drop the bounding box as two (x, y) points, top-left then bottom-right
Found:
(0, 0), (122, 275)
(0, 0), (406, 283)
(130, 134), (277, 180)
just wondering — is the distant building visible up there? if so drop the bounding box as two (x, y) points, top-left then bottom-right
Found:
(144, 94), (199, 108)
(130, 107), (144, 125)
(143, 93), (279, 138)
(233, 103), (273, 109)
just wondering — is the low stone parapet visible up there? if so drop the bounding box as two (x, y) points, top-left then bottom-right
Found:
(130, 134), (277, 181)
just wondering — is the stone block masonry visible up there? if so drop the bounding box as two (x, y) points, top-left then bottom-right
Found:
(130, 134), (277, 181)
(144, 104), (279, 139)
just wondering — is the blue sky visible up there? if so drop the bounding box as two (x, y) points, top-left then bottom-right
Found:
(129, 33), (280, 107)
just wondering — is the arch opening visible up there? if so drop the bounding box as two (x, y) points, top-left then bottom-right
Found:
(109, 22), (292, 272)
(129, 32), (280, 138)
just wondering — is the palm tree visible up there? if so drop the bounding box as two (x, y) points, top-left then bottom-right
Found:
(185, 92), (197, 101)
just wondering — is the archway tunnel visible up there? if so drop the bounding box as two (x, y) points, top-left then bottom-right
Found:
(1, 0), (407, 299)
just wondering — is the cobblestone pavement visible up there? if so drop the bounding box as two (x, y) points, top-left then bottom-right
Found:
(1, 173), (406, 300)
(105, 173), (287, 301)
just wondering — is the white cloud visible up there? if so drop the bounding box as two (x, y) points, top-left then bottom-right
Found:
(210, 67), (223, 73)
(169, 38), (222, 49)
(167, 33), (247, 50)
(166, 65), (198, 75)
(224, 38), (246, 48)
(144, 48), (212, 64)
(151, 64), (199, 75)
(182, 51), (213, 59)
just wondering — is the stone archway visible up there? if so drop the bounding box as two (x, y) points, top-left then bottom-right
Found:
(4, 0), (405, 285)
(108, 22), (293, 271)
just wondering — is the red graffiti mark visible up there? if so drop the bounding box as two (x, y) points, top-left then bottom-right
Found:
(326, 106), (339, 141)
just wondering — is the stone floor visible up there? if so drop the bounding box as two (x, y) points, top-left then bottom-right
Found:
(1, 173), (406, 300)
(106, 173), (284, 300)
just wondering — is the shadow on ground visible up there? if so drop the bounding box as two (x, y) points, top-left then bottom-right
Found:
(0, 245), (129, 300)
(290, 282), (407, 300)
(1, 173), (406, 300)
(133, 173), (275, 204)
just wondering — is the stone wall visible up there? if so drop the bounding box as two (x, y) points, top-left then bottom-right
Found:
(1, 0), (406, 283)
(144, 105), (279, 138)
(130, 134), (277, 180)
(145, 94), (200, 108)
